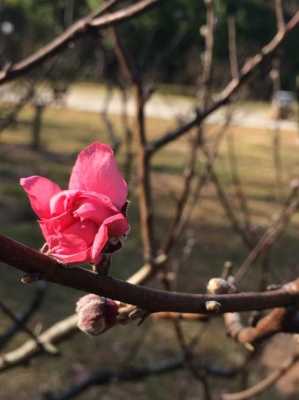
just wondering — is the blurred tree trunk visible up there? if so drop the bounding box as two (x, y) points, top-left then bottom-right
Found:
(31, 103), (45, 151)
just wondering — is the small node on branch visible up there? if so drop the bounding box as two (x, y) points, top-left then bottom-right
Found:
(244, 342), (255, 352)
(267, 284), (282, 291)
(155, 253), (168, 265)
(205, 300), (221, 312)
(200, 25), (208, 37)
(222, 261), (233, 279)
(207, 278), (229, 294)
(21, 273), (42, 284)
(207, 277), (236, 295)
(128, 308), (150, 325)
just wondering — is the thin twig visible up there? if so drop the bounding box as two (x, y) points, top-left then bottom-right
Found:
(47, 357), (237, 400)
(111, 24), (156, 261)
(235, 186), (299, 283)
(147, 10), (299, 154)
(221, 354), (299, 400)
(0, 0), (160, 85)
(162, 0), (215, 255)
(0, 283), (46, 349)
(275, 0), (286, 32)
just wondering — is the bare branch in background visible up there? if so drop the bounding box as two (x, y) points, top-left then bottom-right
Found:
(111, 24), (156, 262)
(0, 287), (57, 359)
(0, 84), (34, 134)
(176, 120), (230, 241)
(226, 12), (252, 234)
(235, 184), (299, 283)
(227, 13), (239, 81)
(0, 283), (46, 349)
(221, 354), (299, 400)
(148, 10), (299, 154)
(100, 84), (121, 153)
(224, 306), (299, 346)
(275, 0), (286, 32)
(47, 357), (238, 400)
(0, 0), (160, 86)
(0, 314), (78, 372)
(162, 0), (215, 255)
(270, 56), (284, 202)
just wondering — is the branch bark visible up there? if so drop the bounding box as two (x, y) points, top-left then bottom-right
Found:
(1, 234), (299, 315)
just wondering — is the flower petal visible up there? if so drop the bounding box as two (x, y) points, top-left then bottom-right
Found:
(20, 176), (61, 219)
(69, 143), (127, 209)
(48, 220), (98, 265)
(104, 213), (130, 238)
(52, 248), (92, 264)
(91, 224), (109, 265)
(91, 213), (129, 264)
(73, 192), (119, 224)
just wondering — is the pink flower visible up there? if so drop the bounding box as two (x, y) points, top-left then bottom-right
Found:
(20, 142), (129, 265)
(76, 294), (119, 335)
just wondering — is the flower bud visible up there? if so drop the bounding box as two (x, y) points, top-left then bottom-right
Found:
(207, 278), (229, 294)
(76, 294), (119, 336)
(207, 277), (237, 294)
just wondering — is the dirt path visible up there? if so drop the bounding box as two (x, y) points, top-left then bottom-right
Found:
(1, 83), (298, 132)
(65, 86), (298, 132)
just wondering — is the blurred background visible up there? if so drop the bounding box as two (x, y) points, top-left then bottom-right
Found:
(0, 1), (299, 399)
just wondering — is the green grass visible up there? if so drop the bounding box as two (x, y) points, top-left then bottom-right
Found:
(0, 103), (298, 399)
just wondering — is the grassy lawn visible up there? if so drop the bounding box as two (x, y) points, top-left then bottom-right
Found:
(0, 103), (299, 399)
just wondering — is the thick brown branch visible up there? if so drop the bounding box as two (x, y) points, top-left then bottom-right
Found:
(1, 234), (299, 314)
(0, 258), (160, 371)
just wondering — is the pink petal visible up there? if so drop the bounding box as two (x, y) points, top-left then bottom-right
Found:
(39, 211), (75, 249)
(52, 248), (92, 264)
(91, 213), (129, 264)
(49, 220), (98, 264)
(58, 220), (98, 251)
(69, 143), (127, 210)
(49, 190), (79, 216)
(73, 192), (119, 224)
(104, 213), (130, 238)
(91, 224), (108, 264)
(20, 176), (61, 219)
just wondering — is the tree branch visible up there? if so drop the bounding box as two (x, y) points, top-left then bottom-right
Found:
(221, 354), (299, 400)
(0, 283), (46, 350)
(0, 0), (160, 85)
(1, 234), (299, 315)
(147, 10), (299, 154)
(48, 357), (237, 400)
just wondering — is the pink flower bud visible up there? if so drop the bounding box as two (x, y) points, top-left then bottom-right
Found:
(76, 294), (119, 336)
